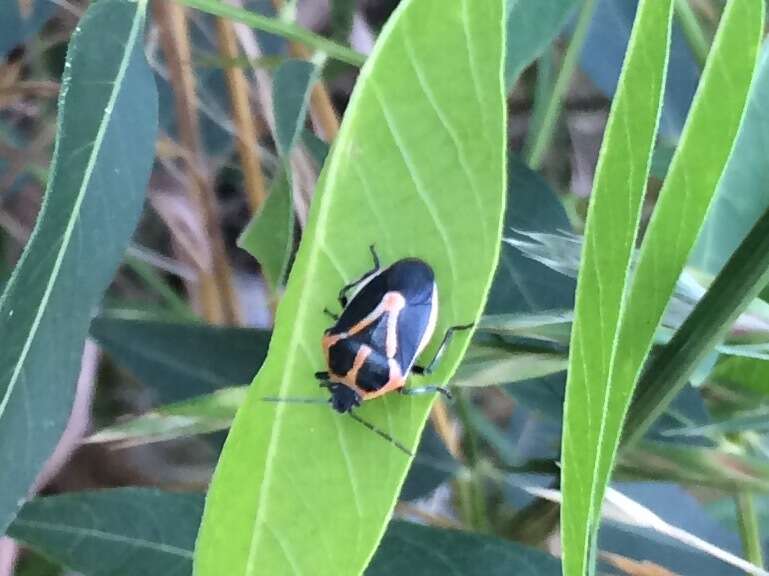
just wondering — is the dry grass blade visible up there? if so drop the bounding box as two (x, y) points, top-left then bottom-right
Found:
(152, 1), (241, 324)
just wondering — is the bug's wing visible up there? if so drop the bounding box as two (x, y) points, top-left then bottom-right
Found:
(395, 301), (434, 373)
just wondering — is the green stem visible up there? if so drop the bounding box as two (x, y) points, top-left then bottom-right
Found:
(172, 0), (366, 67)
(522, 48), (555, 161)
(736, 491), (764, 570)
(674, 0), (710, 68)
(624, 205), (769, 448)
(526, 0), (598, 169)
(453, 389), (490, 532)
(124, 255), (196, 319)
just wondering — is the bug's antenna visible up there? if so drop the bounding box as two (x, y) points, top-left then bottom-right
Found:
(347, 412), (413, 457)
(261, 397), (328, 405)
(261, 397), (413, 457)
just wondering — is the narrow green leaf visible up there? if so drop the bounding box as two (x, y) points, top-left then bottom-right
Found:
(619, 442), (769, 492)
(595, 0), (764, 542)
(712, 355), (769, 395)
(86, 386), (246, 446)
(559, 0), (674, 573)
(504, 0), (579, 92)
(661, 408), (769, 438)
(0, 0), (54, 56)
(330, 0), (356, 44)
(195, 0), (506, 573)
(563, 0), (765, 572)
(90, 315), (270, 404)
(8, 489), (202, 576)
(452, 345), (567, 388)
(625, 204), (769, 446)
(0, 0), (157, 535)
(273, 59), (319, 157)
(692, 43), (769, 274)
(477, 310), (573, 343)
(175, 0), (366, 67)
(618, 0), (765, 446)
(369, 521), (561, 575)
(302, 128), (331, 167)
(237, 170), (295, 292)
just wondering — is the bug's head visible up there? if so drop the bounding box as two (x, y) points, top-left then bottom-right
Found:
(327, 383), (361, 413)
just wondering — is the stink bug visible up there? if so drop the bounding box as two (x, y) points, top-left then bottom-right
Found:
(315, 245), (472, 413)
(263, 246), (471, 455)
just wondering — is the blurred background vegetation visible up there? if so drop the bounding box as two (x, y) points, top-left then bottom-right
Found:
(2, 0), (769, 575)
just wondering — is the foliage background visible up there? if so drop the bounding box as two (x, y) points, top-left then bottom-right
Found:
(1, 1), (769, 575)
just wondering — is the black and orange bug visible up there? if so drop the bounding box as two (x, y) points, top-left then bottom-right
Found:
(316, 245), (472, 414)
(264, 246), (471, 455)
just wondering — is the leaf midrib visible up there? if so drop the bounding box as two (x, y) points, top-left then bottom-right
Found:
(242, 7), (414, 575)
(12, 517), (193, 558)
(0, 1), (147, 418)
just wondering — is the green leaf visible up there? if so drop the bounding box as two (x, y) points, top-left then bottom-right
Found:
(399, 425), (457, 501)
(625, 205), (769, 447)
(86, 386), (246, 447)
(330, 0), (356, 44)
(619, 442), (769, 492)
(237, 170), (295, 292)
(660, 408), (769, 439)
(504, 0), (579, 92)
(194, 0), (507, 573)
(302, 128), (331, 167)
(452, 344), (568, 388)
(486, 156), (575, 315)
(8, 493), (560, 576)
(562, 1), (765, 573)
(368, 521), (561, 575)
(176, 0), (366, 67)
(8, 489), (202, 576)
(618, 0), (766, 446)
(692, 43), (769, 274)
(712, 355), (769, 395)
(477, 310), (573, 343)
(90, 314), (270, 404)
(559, 0), (674, 572)
(273, 59), (320, 157)
(0, 0), (54, 56)
(0, 0), (157, 536)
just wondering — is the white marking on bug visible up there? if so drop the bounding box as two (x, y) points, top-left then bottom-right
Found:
(416, 283), (439, 358)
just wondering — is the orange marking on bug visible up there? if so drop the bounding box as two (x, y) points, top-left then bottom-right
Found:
(330, 344), (371, 394)
(345, 291), (406, 339)
(322, 333), (345, 369)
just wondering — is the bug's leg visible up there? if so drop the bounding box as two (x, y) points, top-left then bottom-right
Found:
(400, 385), (453, 401)
(337, 244), (381, 307)
(323, 308), (339, 321)
(314, 371), (329, 380)
(412, 322), (474, 375)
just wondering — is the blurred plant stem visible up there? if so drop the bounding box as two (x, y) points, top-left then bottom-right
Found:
(522, 48), (554, 162)
(270, 0), (340, 142)
(124, 254), (196, 319)
(430, 397), (462, 459)
(736, 490), (765, 570)
(174, 0), (366, 67)
(215, 17), (268, 214)
(153, 0), (241, 325)
(675, 0), (710, 68)
(525, 0), (597, 169)
(453, 389), (491, 532)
